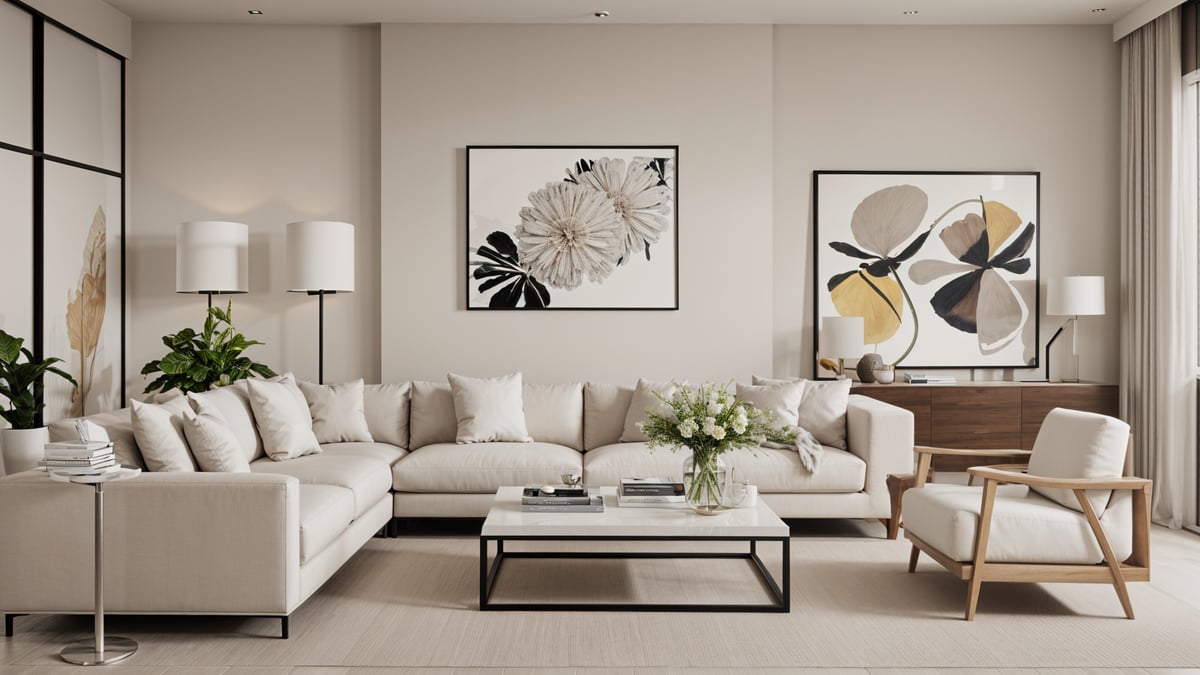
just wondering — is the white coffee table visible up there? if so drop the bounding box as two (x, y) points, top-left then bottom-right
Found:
(479, 485), (790, 612)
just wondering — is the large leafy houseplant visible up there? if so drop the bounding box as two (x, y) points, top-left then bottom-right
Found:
(141, 301), (276, 395)
(0, 330), (77, 429)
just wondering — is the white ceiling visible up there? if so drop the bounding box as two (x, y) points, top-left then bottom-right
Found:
(103, 0), (1146, 26)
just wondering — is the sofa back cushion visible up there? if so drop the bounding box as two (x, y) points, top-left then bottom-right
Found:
(583, 382), (634, 451)
(523, 382), (584, 451)
(130, 398), (197, 472)
(363, 382), (411, 448)
(187, 380), (264, 462)
(246, 377), (322, 461)
(297, 378), (375, 444)
(409, 381), (458, 449)
(48, 407), (145, 469)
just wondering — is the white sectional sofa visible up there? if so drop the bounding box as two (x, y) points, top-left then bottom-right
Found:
(0, 377), (913, 637)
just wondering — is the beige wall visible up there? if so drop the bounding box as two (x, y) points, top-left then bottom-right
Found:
(127, 24), (380, 394)
(380, 24), (776, 384)
(24, 0), (131, 57)
(772, 25), (1120, 383)
(124, 21), (1120, 389)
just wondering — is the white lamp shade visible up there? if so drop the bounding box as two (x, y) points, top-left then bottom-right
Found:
(176, 221), (249, 294)
(286, 221), (355, 292)
(1047, 276), (1105, 316)
(822, 315), (865, 359)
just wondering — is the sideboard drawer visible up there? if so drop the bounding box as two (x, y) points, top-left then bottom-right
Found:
(930, 387), (1022, 449)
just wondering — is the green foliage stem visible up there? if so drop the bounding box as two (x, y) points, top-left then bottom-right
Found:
(140, 301), (277, 395)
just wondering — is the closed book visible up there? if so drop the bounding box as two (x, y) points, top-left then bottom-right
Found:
(43, 443), (114, 459)
(617, 495), (687, 508)
(47, 460), (118, 475)
(40, 453), (115, 467)
(616, 493), (685, 503)
(521, 495), (593, 506)
(521, 496), (605, 513)
(619, 484), (684, 496)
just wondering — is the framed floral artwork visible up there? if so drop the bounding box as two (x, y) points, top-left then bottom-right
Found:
(813, 171), (1040, 370)
(466, 145), (678, 310)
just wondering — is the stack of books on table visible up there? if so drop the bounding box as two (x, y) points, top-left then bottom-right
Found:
(521, 485), (605, 513)
(617, 477), (685, 507)
(41, 441), (119, 478)
(903, 373), (957, 384)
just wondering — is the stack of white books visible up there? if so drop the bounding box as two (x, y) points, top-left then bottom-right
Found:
(41, 440), (118, 477)
(617, 477), (686, 507)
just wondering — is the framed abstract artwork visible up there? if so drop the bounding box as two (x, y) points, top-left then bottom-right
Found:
(466, 145), (678, 310)
(813, 171), (1040, 370)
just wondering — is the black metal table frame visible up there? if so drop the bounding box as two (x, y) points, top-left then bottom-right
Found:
(479, 534), (790, 612)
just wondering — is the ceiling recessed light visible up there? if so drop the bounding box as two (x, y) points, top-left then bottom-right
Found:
(902, 10), (919, 15)
(594, 10), (610, 18)
(1092, 7), (1107, 12)
(247, 9), (263, 15)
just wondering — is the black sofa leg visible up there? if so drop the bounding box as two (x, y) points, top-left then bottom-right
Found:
(280, 615), (289, 639)
(5, 613), (24, 637)
(387, 517), (399, 538)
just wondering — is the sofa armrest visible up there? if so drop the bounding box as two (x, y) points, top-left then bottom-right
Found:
(846, 394), (915, 516)
(0, 471), (301, 616)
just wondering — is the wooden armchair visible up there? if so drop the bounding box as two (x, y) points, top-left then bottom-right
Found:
(902, 408), (1152, 620)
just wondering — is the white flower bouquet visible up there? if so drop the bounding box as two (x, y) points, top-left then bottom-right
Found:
(639, 381), (796, 512)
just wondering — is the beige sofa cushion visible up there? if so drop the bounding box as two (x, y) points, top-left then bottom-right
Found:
(298, 484), (355, 564)
(251, 453), (391, 518)
(392, 442), (583, 493)
(247, 377), (322, 461)
(583, 442), (865, 493)
(130, 398), (197, 473)
(523, 382), (584, 451)
(409, 381), (457, 449)
(363, 382), (411, 448)
(49, 408), (144, 469)
(583, 382), (633, 451)
(753, 376), (851, 449)
(297, 379), (374, 444)
(187, 380), (263, 462)
(1027, 408), (1130, 516)
(181, 408), (250, 473)
(620, 379), (678, 443)
(448, 372), (532, 443)
(902, 483), (1133, 564)
(320, 442), (407, 466)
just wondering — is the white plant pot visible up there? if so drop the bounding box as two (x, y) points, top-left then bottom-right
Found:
(1, 427), (50, 476)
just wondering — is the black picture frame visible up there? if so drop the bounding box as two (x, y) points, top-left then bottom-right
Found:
(466, 145), (679, 311)
(813, 170), (1041, 371)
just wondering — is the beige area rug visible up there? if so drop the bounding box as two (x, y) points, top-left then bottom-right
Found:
(4, 532), (1200, 669)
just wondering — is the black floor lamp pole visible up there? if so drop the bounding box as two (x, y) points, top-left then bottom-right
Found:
(317, 290), (325, 385)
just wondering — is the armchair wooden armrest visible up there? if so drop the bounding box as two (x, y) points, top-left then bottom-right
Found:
(912, 446), (1032, 486)
(966, 466), (1153, 491)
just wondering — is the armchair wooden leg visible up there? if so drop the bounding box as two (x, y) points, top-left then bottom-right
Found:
(1074, 489), (1135, 619)
(908, 544), (920, 572)
(965, 479), (998, 621)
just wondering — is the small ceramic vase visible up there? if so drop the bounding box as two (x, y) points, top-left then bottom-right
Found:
(856, 353), (884, 383)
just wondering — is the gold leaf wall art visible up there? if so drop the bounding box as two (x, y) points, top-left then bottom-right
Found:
(65, 205), (106, 417)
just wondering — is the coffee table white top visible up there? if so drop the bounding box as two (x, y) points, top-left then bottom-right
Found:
(481, 486), (789, 538)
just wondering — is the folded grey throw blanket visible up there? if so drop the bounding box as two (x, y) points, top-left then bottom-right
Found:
(793, 427), (823, 473)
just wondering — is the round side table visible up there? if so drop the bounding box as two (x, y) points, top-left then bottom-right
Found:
(51, 466), (141, 666)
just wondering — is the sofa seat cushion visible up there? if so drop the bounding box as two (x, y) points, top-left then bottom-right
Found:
(251, 454), (391, 518)
(392, 442), (582, 493)
(902, 483), (1133, 564)
(298, 484), (355, 564)
(583, 443), (866, 493)
(320, 442), (408, 466)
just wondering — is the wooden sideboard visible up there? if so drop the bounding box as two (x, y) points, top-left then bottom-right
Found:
(851, 382), (1119, 471)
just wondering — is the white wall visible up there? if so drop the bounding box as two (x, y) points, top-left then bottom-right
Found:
(772, 25), (1120, 383)
(23, 0), (131, 56)
(127, 24), (380, 394)
(380, 24), (776, 384)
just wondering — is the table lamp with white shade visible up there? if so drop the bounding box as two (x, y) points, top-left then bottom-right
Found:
(821, 315), (865, 379)
(176, 221), (249, 308)
(287, 221), (355, 384)
(1045, 275), (1105, 382)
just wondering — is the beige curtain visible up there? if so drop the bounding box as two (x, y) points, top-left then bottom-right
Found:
(1120, 7), (1198, 529)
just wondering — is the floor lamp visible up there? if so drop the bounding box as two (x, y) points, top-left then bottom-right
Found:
(176, 221), (249, 308)
(287, 221), (355, 384)
(1045, 275), (1105, 382)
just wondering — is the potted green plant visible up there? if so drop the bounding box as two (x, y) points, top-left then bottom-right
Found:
(141, 301), (276, 395)
(0, 330), (77, 475)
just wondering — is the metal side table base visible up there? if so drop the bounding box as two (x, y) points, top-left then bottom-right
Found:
(61, 636), (138, 665)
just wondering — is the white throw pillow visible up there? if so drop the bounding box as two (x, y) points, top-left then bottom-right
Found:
(129, 397), (197, 472)
(1028, 407), (1131, 516)
(187, 381), (263, 462)
(447, 372), (532, 443)
(181, 407), (250, 473)
(736, 381), (805, 448)
(620, 379), (679, 443)
(752, 376), (851, 449)
(363, 382), (411, 448)
(297, 378), (374, 444)
(246, 377), (322, 461)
